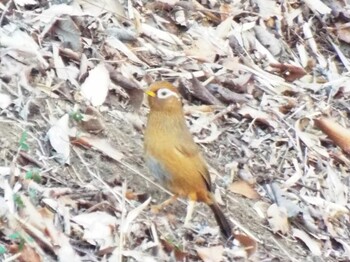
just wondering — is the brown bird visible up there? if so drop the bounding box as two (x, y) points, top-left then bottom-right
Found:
(144, 81), (232, 239)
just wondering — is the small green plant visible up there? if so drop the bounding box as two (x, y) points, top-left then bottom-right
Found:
(28, 188), (39, 205)
(0, 245), (6, 254)
(13, 194), (25, 209)
(70, 110), (84, 122)
(19, 131), (29, 151)
(25, 169), (41, 183)
(8, 232), (25, 251)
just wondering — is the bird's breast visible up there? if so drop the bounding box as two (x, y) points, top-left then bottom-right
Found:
(144, 154), (171, 185)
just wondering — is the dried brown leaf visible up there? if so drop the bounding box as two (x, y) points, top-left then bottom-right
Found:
(270, 63), (307, 82)
(234, 233), (258, 258)
(8, 244), (41, 262)
(314, 117), (350, 154)
(229, 180), (260, 200)
(80, 106), (105, 134)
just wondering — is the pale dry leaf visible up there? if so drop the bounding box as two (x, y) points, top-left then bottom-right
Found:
(185, 39), (217, 62)
(52, 44), (70, 80)
(268, 183), (302, 217)
(253, 201), (269, 219)
(229, 180), (260, 200)
(47, 114), (70, 164)
(329, 40), (350, 72)
(196, 245), (224, 262)
(283, 158), (302, 188)
(335, 238), (350, 258)
(81, 63), (111, 106)
(109, 250), (157, 262)
(325, 165), (348, 206)
(292, 228), (322, 256)
(14, 0), (37, 6)
(295, 118), (329, 158)
(267, 203), (289, 234)
(238, 105), (278, 129)
(72, 211), (118, 249)
(253, 0), (281, 19)
(76, 0), (125, 17)
(296, 43), (309, 68)
(0, 93), (12, 109)
(0, 197), (8, 219)
(39, 208), (81, 262)
(36, 4), (83, 24)
(74, 135), (124, 161)
(122, 198), (151, 234)
(140, 23), (184, 46)
(0, 24), (48, 68)
(335, 23), (350, 44)
(303, 21), (327, 68)
(303, 0), (332, 15)
(254, 25), (282, 58)
(302, 196), (349, 217)
(54, 15), (82, 52)
(194, 124), (223, 144)
(106, 36), (146, 66)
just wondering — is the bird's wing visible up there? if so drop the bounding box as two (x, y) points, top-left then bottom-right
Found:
(174, 142), (212, 191)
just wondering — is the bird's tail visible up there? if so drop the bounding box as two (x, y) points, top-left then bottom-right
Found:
(209, 202), (233, 239)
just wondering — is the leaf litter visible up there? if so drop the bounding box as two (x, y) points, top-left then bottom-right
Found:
(0, 0), (350, 261)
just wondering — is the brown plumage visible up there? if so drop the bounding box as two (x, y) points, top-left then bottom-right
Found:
(144, 81), (233, 239)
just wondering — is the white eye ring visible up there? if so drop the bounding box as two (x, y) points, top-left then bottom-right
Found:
(157, 88), (179, 99)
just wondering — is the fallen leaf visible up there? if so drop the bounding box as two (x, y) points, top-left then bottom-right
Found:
(229, 180), (260, 200)
(47, 114), (71, 164)
(234, 233), (258, 258)
(292, 228), (322, 256)
(80, 106), (106, 134)
(0, 93), (12, 109)
(8, 244), (41, 262)
(238, 105), (278, 129)
(72, 135), (124, 162)
(81, 63), (111, 106)
(267, 203), (289, 234)
(196, 245), (224, 262)
(270, 63), (307, 82)
(314, 117), (350, 154)
(121, 198), (151, 234)
(72, 211), (118, 248)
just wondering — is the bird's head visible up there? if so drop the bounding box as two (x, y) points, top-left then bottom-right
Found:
(145, 81), (182, 113)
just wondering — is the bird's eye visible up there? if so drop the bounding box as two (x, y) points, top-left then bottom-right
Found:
(157, 88), (179, 99)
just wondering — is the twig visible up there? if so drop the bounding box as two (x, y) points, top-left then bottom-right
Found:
(271, 237), (298, 262)
(0, 0), (12, 26)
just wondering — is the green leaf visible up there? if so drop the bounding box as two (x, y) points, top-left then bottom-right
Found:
(19, 131), (29, 151)
(25, 169), (41, 183)
(9, 232), (21, 240)
(70, 111), (84, 122)
(13, 194), (25, 209)
(0, 245), (6, 254)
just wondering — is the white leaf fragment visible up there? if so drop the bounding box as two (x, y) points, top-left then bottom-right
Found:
(47, 114), (70, 164)
(81, 63), (110, 106)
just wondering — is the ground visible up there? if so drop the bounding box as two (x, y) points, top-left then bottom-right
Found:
(0, 0), (349, 261)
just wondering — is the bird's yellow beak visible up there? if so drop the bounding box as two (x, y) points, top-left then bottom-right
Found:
(145, 90), (156, 97)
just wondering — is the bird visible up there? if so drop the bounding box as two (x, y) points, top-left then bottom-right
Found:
(143, 81), (233, 239)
